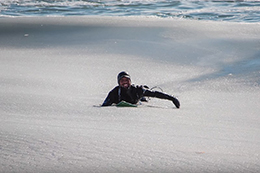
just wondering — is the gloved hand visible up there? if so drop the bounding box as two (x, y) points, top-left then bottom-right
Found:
(170, 96), (180, 109)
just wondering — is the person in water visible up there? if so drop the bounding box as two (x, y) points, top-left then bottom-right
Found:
(102, 71), (180, 108)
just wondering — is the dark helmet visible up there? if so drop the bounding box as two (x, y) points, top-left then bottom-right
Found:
(117, 71), (131, 84)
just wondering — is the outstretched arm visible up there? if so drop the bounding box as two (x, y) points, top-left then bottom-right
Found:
(143, 90), (180, 108)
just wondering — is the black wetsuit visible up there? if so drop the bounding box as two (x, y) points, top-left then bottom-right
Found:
(102, 85), (180, 108)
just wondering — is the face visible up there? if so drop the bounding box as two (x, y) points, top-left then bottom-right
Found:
(119, 77), (131, 89)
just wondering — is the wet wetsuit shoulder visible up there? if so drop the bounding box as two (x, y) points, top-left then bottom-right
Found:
(101, 86), (120, 106)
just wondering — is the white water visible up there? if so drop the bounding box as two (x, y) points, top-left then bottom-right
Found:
(0, 16), (260, 172)
(1, 0), (260, 22)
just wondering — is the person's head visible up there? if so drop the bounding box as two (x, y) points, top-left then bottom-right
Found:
(117, 71), (131, 89)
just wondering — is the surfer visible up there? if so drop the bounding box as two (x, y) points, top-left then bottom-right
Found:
(102, 71), (180, 108)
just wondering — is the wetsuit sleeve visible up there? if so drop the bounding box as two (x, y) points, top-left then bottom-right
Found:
(101, 92), (113, 106)
(143, 89), (173, 99)
(143, 89), (180, 108)
(101, 87), (118, 106)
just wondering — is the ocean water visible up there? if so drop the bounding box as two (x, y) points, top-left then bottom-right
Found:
(0, 0), (260, 23)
